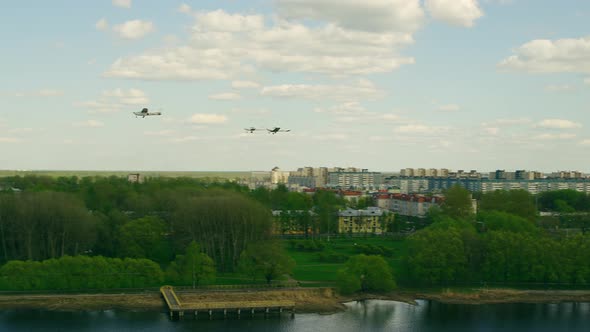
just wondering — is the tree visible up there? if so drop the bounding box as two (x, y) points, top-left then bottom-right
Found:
(479, 190), (537, 222)
(167, 241), (215, 288)
(172, 189), (273, 271)
(337, 254), (396, 294)
(440, 185), (474, 221)
(405, 228), (467, 285)
(117, 216), (171, 264)
(238, 241), (295, 284)
(478, 211), (537, 234)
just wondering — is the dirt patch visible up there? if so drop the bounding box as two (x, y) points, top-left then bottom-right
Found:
(178, 288), (346, 313)
(413, 289), (590, 305)
(1, 288), (589, 312)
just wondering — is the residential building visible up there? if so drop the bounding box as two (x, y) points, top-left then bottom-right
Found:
(337, 207), (392, 234)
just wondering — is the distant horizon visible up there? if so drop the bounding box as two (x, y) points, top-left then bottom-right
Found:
(1, 167), (588, 175)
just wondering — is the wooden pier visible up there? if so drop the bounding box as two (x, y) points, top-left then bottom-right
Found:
(160, 286), (295, 320)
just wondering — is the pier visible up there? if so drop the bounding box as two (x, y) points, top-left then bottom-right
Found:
(160, 286), (295, 320)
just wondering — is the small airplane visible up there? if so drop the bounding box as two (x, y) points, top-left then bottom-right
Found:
(133, 108), (162, 118)
(267, 127), (291, 134)
(244, 127), (261, 133)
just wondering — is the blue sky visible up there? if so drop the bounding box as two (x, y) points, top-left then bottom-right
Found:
(1, 0), (590, 172)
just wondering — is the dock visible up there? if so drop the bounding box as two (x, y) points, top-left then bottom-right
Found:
(160, 286), (295, 319)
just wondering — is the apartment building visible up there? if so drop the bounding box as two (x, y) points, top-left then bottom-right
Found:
(337, 207), (392, 234)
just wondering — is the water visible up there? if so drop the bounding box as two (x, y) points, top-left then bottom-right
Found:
(0, 300), (589, 331)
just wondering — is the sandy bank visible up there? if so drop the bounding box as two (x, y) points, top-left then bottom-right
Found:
(1, 288), (590, 312)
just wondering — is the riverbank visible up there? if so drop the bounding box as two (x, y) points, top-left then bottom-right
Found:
(1, 288), (590, 312)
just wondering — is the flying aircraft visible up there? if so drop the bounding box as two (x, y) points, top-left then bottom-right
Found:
(244, 127), (260, 133)
(133, 108), (162, 118)
(267, 127), (291, 134)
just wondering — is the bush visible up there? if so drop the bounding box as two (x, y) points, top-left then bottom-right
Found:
(317, 251), (348, 263)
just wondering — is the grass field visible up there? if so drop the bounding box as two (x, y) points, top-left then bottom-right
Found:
(285, 237), (408, 287)
(0, 170), (253, 180)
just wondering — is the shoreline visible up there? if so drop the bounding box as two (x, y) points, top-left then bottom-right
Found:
(1, 288), (590, 313)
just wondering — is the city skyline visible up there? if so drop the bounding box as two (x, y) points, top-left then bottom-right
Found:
(2, 1), (590, 172)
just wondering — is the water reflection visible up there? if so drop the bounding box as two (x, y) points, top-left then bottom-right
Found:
(0, 300), (589, 331)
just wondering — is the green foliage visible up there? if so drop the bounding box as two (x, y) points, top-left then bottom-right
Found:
(313, 190), (345, 234)
(291, 240), (326, 252)
(337, 254), (396, 294)
(172, 189), (273, 271)
(0, 191), (97, 262)
(440, 185), (474, 221)
(0, 256), (163, 290)
(238, 241), (295, 284)
(538, 189), (590, 212)
(478, 211), (537, 234)
(479, 190), (537, 221)
(117, 216), (171, 264)
(405, 228), (467, 285)
(353, 244), (394, 257)
(166, 241), (215, 288)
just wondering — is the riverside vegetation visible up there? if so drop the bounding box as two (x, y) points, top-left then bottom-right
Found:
(0, 175), (590, 298)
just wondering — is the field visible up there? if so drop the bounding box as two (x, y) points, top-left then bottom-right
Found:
(0, 170), (253, 180)
(285, 237), (408, 287)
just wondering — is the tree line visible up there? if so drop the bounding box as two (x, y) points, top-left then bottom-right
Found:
(404, 186), (590, 286)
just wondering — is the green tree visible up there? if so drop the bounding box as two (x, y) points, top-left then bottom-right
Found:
(478, 211), (537, 234)
(238, 241), (295, 284)
(440, 185), (474, 221)
(117, 216), (171, 264)
(337, 254), (396, 294)
(480, 190), (537, 222)
(167, 241), (215, 288)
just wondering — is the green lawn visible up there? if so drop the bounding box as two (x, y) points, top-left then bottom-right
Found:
(285, 237), (408, 287)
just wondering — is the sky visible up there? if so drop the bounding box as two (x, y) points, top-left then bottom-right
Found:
(1, 0), (590, 172)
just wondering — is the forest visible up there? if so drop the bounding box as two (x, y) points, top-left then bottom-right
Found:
(1, 175), (590, 292)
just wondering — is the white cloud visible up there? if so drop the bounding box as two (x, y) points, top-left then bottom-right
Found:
(484, 127), (499, 135)
(189, 114), (228, 124)
(209, 92), (241, 101)
(544, 84), (575, 92)
(394, 124), (431, 134)
(425, 0), (483, 27)
(95, 18), (109, 31)
(112, 0), (131, 8)
(536, 119), (582, 129)
(276, 0), (424, 33)
(144, 130), (175, 137)
(261, 79), (383, 101)
(77, 88), (149, 113)
(311, 133), (348, 141)
(381, 113), (402, 121)
(314, 102), (367, 115)
(73, 120), (104, 128)
(178, 3), (192, 14)
(113, 20), (154, 40)
(104, 10), (415, 79)
(394, 124), (450, 134)
(9, 128), (34, 134)
(534, 133), (576, 140)
(579, 139), (590, 146)
(231, 81), (261, 89)
(0, 137), (21, 143)
(10, 89), (63, 97)
(103, 88), (149, 105)
(438, 104), (460, 111)
(170, 136), (199, 143)
(499, 36), (590, 73)
(482, 118), (532, 127)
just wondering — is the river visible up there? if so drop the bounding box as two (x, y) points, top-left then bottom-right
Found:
(0, 300), (588, 331)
